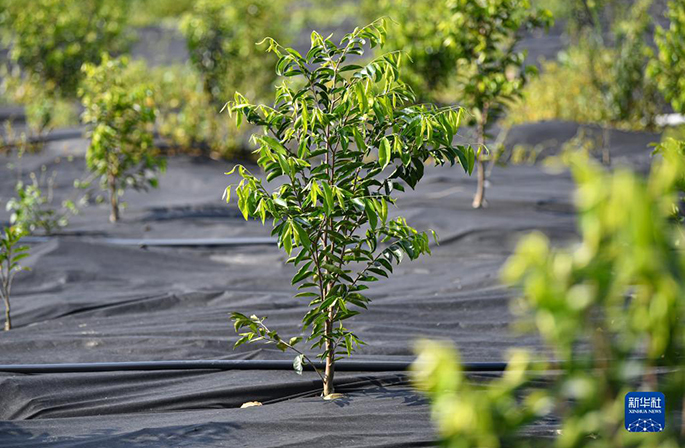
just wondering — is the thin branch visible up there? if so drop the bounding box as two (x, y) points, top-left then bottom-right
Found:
(256, 320), (326, 384)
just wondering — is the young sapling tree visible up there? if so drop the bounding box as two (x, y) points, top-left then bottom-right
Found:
(444, 1), (551, 208)
(0, 226), (30, 331)
(226, 21), (473, 396)
(7, 170), (80, 235)
(372, 0), (551, 208)
(80, 55), (165, 223)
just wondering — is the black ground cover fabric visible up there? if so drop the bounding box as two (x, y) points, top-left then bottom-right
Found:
(0, 117), (662, 446)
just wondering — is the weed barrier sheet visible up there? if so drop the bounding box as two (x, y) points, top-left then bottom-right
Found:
(0, 117), (660, 446)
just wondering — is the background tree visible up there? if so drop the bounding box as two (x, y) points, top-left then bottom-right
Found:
(649, 0), (685, 116)
(0, 0), (129, 134)
(605, 0), (658, 127)
(180, 0), (285, 106)
(0, 226), (30, 331)
(370, 0), (552, 208)
(226, 21), (473, 397)
(586, 0), (658, 164)
(79, 55), (164, 223)
(442, 0), (551, 208)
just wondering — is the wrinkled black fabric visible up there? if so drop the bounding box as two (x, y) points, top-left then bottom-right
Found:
(0, 102), (661, 446)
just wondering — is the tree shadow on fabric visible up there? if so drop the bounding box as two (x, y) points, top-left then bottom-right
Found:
(329, 375), (428, 409)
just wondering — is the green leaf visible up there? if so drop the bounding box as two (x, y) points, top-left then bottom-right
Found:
(379, 137), (391, 169)
(352, 128), (367, 152)
(365, 199), (378, 230)
(292, 260), (314, 284)
(355, 82), (368, 113)
(300, 99), (309, 133)
(379, 198), (388, 223)
(466, 146), (476, 175)
(281, 224), (293, 255)
(321, 182), (335, 215)
(291, 220), (311, 249)
(261, 135), (288, 156)
(234, 335), (251, 348)
(310, 181), (321, 205)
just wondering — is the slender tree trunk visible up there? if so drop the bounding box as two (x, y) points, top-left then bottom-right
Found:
(601, 127), (611, 166)
(472, 106), (489, 209)
(323, 308), (335, 396)
(2, 291), (10, 331)
(472, 156), (486, 209)
(108, 172), (119, 223)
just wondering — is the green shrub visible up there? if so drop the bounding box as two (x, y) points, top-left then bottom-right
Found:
(150, 65), (227, 157)
(227, 21), (472, 397)
(414, 146), (685, 447)
(413, 342), (549, 448)
(505, 47), (609, 127)
(0, 0), (129, 136)
(6, 169), (79, 235)
(606, 0), (659, 125)
(1, 0), (130, 98)
(178, 0), (289, 156)
(180, 0), (285, 105)
(509, 0), (659, 132)
(649, 0), (685, 115)
(0, 72), (80, 135)
(80, 55), (164, 223)
(122, 62), (242, 159)
(507, 42), (659, 131)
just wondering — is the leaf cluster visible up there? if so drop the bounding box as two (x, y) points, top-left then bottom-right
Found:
(232, 313), (313, 377)
(413, 343), (550, 448)
(0, 227), (29, 278)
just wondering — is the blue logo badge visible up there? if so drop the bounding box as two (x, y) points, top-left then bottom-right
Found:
(625, 392), (665, 432)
